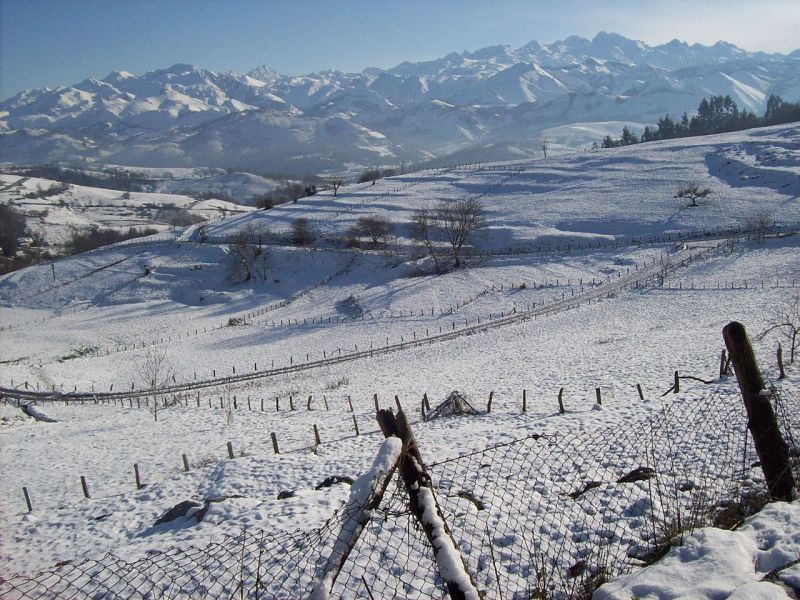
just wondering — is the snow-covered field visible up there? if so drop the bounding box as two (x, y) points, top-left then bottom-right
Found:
(0, 174), (255, 248)
(0, 124), (798, 597)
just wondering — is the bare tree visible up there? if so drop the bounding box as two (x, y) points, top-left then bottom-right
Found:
(675, 183), (712, 207)
(433, 197), (486, 267)
(759, 295), (800, 364)
(290, 217), (316, 246)
(408, 207), (441, 273)
(330, 177), (343, 196)
(284, 182), (305, 203)
(347, 215), (393, 247)
(138, 346), (176, 422)
(226, 223), (271, 283)
(358, 169), (382, 185)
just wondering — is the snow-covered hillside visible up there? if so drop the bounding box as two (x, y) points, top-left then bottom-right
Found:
(1, 33), (797, 173)
(0, 124), (798, 597)
(0, 174), (255, 249)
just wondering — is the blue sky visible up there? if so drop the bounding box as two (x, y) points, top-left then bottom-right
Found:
(2, 0), (798, 100)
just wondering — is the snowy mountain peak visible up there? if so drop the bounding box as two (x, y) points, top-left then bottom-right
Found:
(0, 33), (798, 175)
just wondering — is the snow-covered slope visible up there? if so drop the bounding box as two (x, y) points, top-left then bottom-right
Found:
(0, 124), (797, 591)
(1, 33), (797, 174)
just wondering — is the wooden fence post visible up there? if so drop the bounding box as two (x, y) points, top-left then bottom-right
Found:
(376, 409), (480, 600)
(719, 349), (728, 379)
(134, 464), (143, 489)
(23, 487), (32, 512)
(777, 343), (785, 379)
(227, 442), (235, 459)
(558, 388), (565, 414)
(182, 454), (190, 472)
(636, 384), (644, 400)
(314, 424), (321, 446)
(673, 370), (680, 393)
(374, 393), (379, 412)
(723, 321), (795, 501)
(487, 390), (494, 413)
(81, 476), (90, 499)
(522, 389), (527, 413)
(271, 432), (280, 454)
(352, 415), (360, 436)
(595, 387), (602, 405)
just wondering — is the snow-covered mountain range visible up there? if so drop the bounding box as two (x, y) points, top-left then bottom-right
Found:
(1, 32), (798, 174)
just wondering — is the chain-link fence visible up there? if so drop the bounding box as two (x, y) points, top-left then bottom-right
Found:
(2, 385), (797, 599)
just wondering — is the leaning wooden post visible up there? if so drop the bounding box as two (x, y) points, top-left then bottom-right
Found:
(487, 390), (494, 414)
(227, 442), (235, 459)
(81, 476), (90, 499)
(777, 344), (786, 380)
(352, 415), (360, 436)
(308, 436), (402, 599)
(376, 409), (480, 600)
(22, 487), (32, 512)
(314, 424), (321, 446)
(270, 432), (280, 454)
(558, 387), (565, 414)
(723, 321), (795, 501)
(636, 384), (644, 400)
(423, 393), (431, 412)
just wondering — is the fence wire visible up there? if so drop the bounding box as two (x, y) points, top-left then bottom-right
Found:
(1, 386), (797, 599)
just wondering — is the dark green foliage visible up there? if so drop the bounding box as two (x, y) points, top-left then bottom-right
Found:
(600, 94), (800, 148)
(67, 226), (159, 255)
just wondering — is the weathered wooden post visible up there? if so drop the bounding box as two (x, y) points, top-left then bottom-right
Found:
(636, 384), (644, 400)
(777, 344), (786, 379)
(271, 432), (280, 454)
(595, 387), (602, 405)
(558, 387), (565, 414)
(487, 390), (494, 413)
(352, 415), (360, 436)
(81, 476), (90, 499)
(673, 370), (680, 393)
(723, 321), (795, 501)
(227, 442), (235, 459)
(134, 464), (143, 489)
(374, 393), (379, 412)
(314, 424), (321, 446)
(23, 487), (33, 512)
(376, 409), (480, 600)
(522, 389), (527, 413)
(182, 454), (190, 472)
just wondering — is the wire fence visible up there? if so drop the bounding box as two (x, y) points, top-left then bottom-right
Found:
(1, 383), (797, 599)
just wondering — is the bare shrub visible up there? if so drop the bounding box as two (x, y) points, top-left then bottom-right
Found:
(138, 346), (176, 422)
(226, 223), (271, 283)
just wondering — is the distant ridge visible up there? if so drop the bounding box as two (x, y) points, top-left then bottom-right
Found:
(1, 33), (798, 174)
